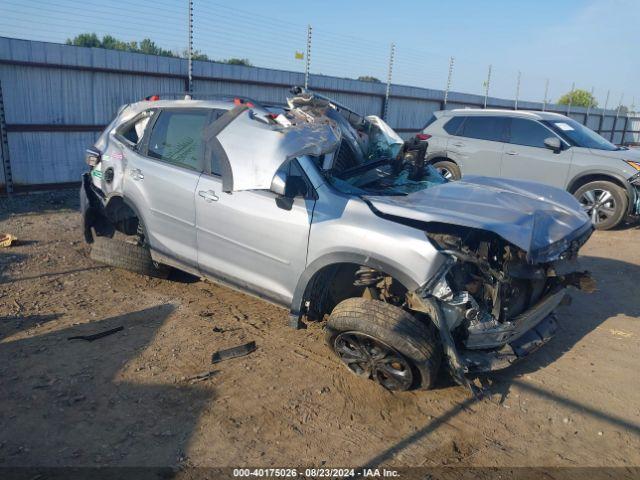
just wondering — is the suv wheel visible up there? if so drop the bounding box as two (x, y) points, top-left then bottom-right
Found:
(325, 298), (440, 391)
(89, 237), (170, 278)
(432, 160), (461, 180)
(574, 181), (628, 230)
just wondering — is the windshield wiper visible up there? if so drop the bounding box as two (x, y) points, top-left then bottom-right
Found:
(333, 158), (392, 179)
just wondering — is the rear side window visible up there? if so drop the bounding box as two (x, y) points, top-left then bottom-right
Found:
(443, 116), (464, 135)
(460, 116), (508, 142)
(508, 118), (555, 148)
(116, 112), (153, 147)
(421, 114), (438, 132)
(147, 110), (209, 170)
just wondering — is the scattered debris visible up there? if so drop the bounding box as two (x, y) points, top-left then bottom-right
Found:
(610, 329), (632, 338)
(67, 325), (124, 342)
(185, 370), (219, 384)
(0, 233), (17, 248)
(211, 341), (256, 364)
(212, 326), (241, 333)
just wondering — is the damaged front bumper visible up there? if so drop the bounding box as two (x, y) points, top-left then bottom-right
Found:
(408, 245), (595, 397)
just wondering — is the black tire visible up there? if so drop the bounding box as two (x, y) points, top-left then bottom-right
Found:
(574, 180), (628, 231)
(325, 298), (441, 391)
(89, 237), (170, 278)
(432, 160), (461, 180)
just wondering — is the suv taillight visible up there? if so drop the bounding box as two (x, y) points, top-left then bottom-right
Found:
(416, 133), (431, 141)
(85, 147), (101, 167)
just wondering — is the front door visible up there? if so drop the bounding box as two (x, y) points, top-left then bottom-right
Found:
(123, 108), (211, 267)
(195, 160), (315, 305)
(500, 118), (573, 188)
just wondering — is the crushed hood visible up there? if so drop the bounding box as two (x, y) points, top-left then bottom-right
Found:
(365, 176), (593, 262)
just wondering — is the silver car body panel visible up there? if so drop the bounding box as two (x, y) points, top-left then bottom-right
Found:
(365, 175), (591, 261)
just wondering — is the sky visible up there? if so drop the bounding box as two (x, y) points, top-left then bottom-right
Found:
(0, 0), (637, 108)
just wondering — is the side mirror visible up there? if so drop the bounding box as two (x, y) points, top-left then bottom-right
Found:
(544, 137), (562, 153)
(270, 170), (287, 196)
(270, 171), (308, 210)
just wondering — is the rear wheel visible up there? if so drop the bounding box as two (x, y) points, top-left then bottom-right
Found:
(574, 180), (628, 230)
(89, 237), (170, 278)
(326, 298), (441, 391)
(432, 160), (461, 180)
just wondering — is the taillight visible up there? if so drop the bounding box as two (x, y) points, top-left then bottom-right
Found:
(145, 95), (160, 101)
(85, 147), (101, 167)
(416, 133), (431, 141)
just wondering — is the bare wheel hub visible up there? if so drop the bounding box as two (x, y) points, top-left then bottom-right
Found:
(333, 331), (413, 391)
(579, 188), (616, 224)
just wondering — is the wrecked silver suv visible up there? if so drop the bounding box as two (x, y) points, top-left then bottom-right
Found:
(81, 88), (594, 395)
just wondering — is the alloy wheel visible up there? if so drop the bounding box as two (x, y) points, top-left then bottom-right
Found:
(333, 331), (414, 390)
(579, 188), (617, 225)
(437, 167), (453, 180)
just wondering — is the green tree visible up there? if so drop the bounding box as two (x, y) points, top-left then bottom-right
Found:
(66, 33), (101, 48)
(557, 88), (598, 108)
(65, 33), (177, 58)
(182, 49), (209, 61)
(357, 76), (381, 83)
(221, 58), (252, 66)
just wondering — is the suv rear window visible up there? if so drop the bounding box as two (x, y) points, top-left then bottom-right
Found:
(460, 116), (508, 142)
(147, 110), (209, 170)
(421, 113), (438, 132)
(443, 116), (464, 135)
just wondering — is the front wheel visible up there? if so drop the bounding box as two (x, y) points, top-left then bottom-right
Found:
(432, 160), (461, 180)
(574, 181), (628, 230)
(325, 298), (441, 391)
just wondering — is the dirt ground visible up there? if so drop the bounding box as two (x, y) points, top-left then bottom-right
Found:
(0, 189), (639, 470)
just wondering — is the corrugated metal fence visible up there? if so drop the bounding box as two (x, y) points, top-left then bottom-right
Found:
(0, 36), (638, 193)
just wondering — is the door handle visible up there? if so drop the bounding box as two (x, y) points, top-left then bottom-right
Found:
(129, 168), (144, 180)
(452, 142), (465, 147)
(505, 151), (519, 156)
(198, 190), (219, 202)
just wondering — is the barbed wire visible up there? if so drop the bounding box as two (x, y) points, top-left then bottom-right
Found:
(0, 0), (632, 109)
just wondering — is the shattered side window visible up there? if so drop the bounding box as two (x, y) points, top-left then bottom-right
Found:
(147, 110), (209, 171)
(116, 112), (153, 147)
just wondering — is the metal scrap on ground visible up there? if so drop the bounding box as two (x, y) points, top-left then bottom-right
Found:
(0, 233), (17, 247)
(67, 325), (124, 342)
(211, 341), (257, 364)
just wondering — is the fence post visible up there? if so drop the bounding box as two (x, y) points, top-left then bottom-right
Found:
(514, 71), (521, 110)
(304, 24), (312, 89)
(443, 56), (454, 107)
(382, 43), (395, 121)
(612, 93), (624, 142)
(567, 82), (575, 115)
(187, 0), (193, 94)
(483, 64), (492, 109)
(585, 86), (594, 123)
(542, 78), (549, 111)
(0, 80), (13, 196)
(620, 115), (629, 146)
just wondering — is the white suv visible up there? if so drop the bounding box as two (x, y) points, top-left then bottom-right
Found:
(420, 109), (640, 230)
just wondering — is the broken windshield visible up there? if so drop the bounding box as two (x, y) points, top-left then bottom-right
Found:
(324, 159), (447, 196)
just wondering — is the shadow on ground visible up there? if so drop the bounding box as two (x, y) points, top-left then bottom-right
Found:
(0, 190), (79, 221)
(0, 304), (215, 468)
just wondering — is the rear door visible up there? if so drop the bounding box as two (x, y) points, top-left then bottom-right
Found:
(195, 159), (315, 305)
(445, 116), (508, 177)
(123, 108), (212, 267)
(500, 118), (573, 188)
